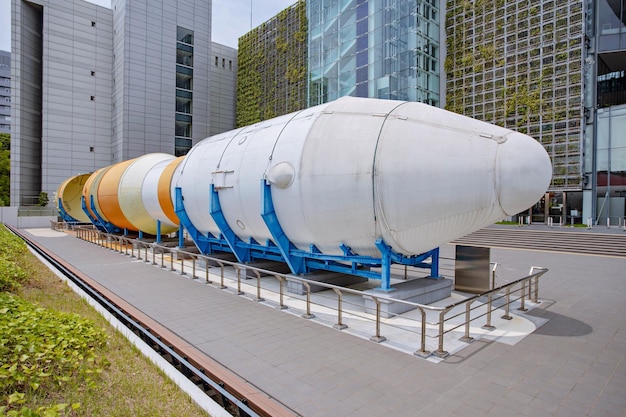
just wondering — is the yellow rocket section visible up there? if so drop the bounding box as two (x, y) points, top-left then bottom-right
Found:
(97, 159), (137, 231)
(57, 174), (91, 223)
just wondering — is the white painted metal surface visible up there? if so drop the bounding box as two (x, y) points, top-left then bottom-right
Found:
(118, 153), (175, 235)
(176, 96), (552, 257)
(142, 157), (178, 231)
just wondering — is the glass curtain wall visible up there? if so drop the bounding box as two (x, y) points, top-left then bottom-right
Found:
(176, 26), (194, 156)
(308, 0), (440, 106)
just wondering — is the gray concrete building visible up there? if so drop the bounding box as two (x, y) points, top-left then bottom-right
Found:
(209, 42), (237, 136)
(10, 0), (233, 207)
(0, 50), (10, 134)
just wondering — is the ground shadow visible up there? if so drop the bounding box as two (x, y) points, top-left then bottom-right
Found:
(523, 301), (593, 337)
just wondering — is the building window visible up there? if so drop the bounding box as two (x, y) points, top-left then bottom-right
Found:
(91, 70), (95, 76)
(90, 96), (95, 101)
(176, 26), (194, 156)
(91, 21), (96, 27)
(229, 60), (232, 70)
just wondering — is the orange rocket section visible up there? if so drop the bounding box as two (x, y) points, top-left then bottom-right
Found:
(158, 156), (184, 226)
(82, 167), (112, 222)
(96, 159), (137, 231)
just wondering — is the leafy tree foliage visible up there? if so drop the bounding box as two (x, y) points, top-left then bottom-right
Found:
(0, 133), (10, 206)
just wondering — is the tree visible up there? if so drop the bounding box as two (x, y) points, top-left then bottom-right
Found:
(0, 133), (9, 206)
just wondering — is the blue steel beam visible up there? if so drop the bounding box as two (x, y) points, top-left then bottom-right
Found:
(174, 187), (230, 254)
(259, 180), (440, 289)
(209, 184), (251, 263)
(58, 198), (76, 223)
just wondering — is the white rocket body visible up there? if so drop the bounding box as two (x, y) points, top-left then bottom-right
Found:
(173, 97), (552, 257)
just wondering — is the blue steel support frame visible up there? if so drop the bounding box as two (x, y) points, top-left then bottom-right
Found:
(174, 187), (231, 253)
(259, 180), (440, 290)
(260, 180), (306, 274)
(172, 182), (440, 290)
(156, 220), (162, 243)
(209, 184), (251, 263)
(58, 198), (76, 223)
(81, 195), (119, 233)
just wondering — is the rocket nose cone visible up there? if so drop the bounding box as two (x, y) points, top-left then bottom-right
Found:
(496, 132), (552, 216)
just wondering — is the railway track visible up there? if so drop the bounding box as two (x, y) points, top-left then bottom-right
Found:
(453, 227), (626, 257)
(7, 225), (299, 417)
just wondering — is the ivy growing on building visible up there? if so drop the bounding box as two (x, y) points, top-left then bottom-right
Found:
(236, 0), (307, 127)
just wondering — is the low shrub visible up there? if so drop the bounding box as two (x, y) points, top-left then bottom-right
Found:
(0, 293), (109, 416)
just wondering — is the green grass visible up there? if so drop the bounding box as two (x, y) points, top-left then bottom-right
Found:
(0, 225), (209, 417)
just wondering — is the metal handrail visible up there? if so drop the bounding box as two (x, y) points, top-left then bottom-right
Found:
(73, 226), (549, 359)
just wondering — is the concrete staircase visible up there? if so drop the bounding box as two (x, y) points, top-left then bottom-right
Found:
(452, 227), (626, 257)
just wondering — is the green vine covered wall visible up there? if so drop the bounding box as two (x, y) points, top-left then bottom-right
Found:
(445, 0), (585, 190)
(236, 0), (307, 127)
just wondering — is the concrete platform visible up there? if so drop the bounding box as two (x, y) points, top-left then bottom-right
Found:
(363, 277), (453, 318)
(21, 228), (626, 417)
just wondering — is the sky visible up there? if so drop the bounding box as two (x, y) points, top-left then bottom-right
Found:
(0, 0), (297, 51)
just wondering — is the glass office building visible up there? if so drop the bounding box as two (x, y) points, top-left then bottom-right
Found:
(307, 0), (441, 106)
(585, 0), (626, 224)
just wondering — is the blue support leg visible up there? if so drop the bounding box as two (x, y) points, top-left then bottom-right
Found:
(428, 247), (441, 279)
(178, 223), (184, 248)
(259, 180), (306, 274)
(209, 184), (250, 262)
(380, 250), (393, 291)
(156, 220), (162, 243)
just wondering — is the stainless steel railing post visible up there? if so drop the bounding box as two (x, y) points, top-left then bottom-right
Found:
(414, 307), (430, 358)
(460, 300), (475, 342)
(301, 281), (315, 319)
(368, 296), (386, 343)
(253, 270), (264, 302)
(482, 293), (496, 330)
(518, 280), (528, 311)
(217, 261), (226, 289)
(275, 275), (287, 310)
(204, 259), (211, 284)
(433, 309), (450, 358)
(332, 288), (348, 330)
(234, 266), (244, 295)
(502, 286), (512, 320)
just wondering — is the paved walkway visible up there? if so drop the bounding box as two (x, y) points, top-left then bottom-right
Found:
(23, 228), (626, 417)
